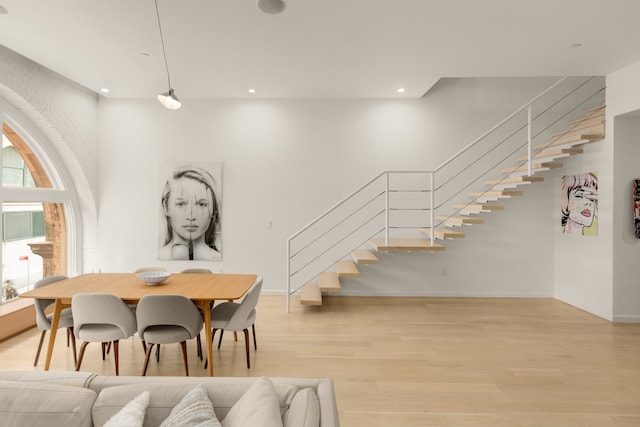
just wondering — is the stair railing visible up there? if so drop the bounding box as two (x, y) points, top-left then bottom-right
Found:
(286, 76), (605, 312)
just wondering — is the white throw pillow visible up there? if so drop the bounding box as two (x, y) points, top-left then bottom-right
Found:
(104, 391), (150, 427)
(221, 377), (284, 427)
(160, 384), (221, 427)
(283, 388), (320, 427)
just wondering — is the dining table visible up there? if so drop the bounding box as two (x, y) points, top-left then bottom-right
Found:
(20, 272), (257, 376)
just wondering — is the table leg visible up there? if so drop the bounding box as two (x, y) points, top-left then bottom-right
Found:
(199, 301), (214, 376)
(44, 300), (65, 370)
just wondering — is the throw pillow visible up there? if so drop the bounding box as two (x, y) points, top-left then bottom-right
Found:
(104, 391), (150, 427)
(283, 388), (320, 427)
(160, 384), (221, 427)
(221, 377), (283, 427)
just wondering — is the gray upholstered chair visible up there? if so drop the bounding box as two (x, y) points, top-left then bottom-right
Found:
(72, 293), (137, 375)
(136, 294), (204, 376)
(33, 275), (76, 367)
(180, 268), (213, 274)
(207, 276), (262, 369)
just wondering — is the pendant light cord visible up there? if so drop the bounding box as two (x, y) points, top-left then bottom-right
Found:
(155, 0), (172, 89)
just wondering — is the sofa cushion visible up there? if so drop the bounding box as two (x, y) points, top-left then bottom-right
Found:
(284, 388), (320, 427)
(104, 391), (150, 427)
(221, 377), (283, 427)
(159, 384), (221, 427)
(92, 380), (298, 427)
(0, 380), (96, 427)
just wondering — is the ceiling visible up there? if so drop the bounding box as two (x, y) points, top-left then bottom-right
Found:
(1, 0), (640, 100)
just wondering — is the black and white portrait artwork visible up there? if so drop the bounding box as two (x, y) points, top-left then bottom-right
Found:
(158, 162), (222, 260)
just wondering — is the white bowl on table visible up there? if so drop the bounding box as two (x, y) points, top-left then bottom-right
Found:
(136, 271), (171, 286)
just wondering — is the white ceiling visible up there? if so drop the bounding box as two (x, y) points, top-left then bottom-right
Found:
(1, 0), (640, 100)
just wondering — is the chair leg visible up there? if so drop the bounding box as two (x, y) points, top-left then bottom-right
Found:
(204, 329), (218, 370)
(101, 342), (106, 360)
(217, 330), (224, 349)
(34, 330), (47, 366)
(252, 324), (257, 350)
(243, 329), (251, 369)
(113, 340), (120, 376)
(142, 343), (154, 376)
(69, 328), (77, 366)
(180, 341), (189, 376)
(76, 342), (89, 371)
(196, 334), (202, 361)
(156, 344), (161, 362)
(66, 328), (70, 346)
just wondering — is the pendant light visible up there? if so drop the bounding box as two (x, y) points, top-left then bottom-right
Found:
(257, 0), (286, 14)
(155, 0), (181, 109)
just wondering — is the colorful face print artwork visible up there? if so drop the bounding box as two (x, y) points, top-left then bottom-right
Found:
(561, 172), (598, 236)
(158, 162), (222, 260)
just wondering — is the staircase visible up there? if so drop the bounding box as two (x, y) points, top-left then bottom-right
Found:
(287, 76), (606, 310)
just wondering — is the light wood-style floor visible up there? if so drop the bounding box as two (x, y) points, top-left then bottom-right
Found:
(2, 295), (640, 426)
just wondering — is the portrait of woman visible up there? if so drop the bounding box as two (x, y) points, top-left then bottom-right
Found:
(158, 163), (222, 260)
(561, 172), (598, 236)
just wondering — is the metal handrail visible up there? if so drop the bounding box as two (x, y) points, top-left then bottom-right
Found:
(286, 76), (603, 312)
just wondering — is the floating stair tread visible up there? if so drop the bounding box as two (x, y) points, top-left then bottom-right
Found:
(534, 133), (603, 151)
(567, 111), (605, 127)
(369, 238), (445, 252)
(300, 283), (322, 306)
(485, 176), (544, 185)
(552, 122), (604, 137)
(335, 260), (360, 278)
(319, 272), (341, 292)
(469, 190), (524, 198)
(501, 162), (563, 174)
(437, 215), (484, 225)
(453, 204), (504, 212)
(421, 227), (465, 239)
(352, 249), (379, 264)
(517, 148), (583, 161)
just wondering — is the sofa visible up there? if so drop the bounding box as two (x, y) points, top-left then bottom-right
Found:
(0, 370), (340, 427)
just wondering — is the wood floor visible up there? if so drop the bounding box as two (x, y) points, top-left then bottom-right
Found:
(2, 295), (640, 426)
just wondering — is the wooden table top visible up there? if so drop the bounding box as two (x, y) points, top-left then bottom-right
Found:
(20, 273), (257, 304)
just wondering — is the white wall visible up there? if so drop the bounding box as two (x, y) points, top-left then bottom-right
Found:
(97, 78), (559, 297)
(607, 60), (640, 322)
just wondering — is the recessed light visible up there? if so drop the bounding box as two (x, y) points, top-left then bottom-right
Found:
(569, 43), (582, 49)
(248, 89), (256, 94)
(100, 88), (109, 93)
(397, 88), (405, 93)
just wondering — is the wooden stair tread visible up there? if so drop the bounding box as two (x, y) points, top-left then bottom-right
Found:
(352, 249), (379, 264)
(501, 162), (563, 174)
(437, 215), (484, 225)
(517, 148), (583, 161)
(552, 121), (604, 137)
(485, 176), (544, 185)
(421, 227), (465, 239)
(336, 260), (360, 278)
(319, 272), (341, 292)
(469, 190), (524, 198)
(369, 238), (445, 252)
(300, 283), (322, 305)
(534, 133), (603, 151)
(453, 204), (504, 212)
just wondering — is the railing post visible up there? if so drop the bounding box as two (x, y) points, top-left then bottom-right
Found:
(430, 171), (435, 246)
(527, 104), (532, 176)
(286, 239), (291, 313)
(385, 172), (390, 245)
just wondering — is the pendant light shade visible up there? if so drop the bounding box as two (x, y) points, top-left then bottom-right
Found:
(257, 0), (286, 14)
(157, 89), (181, 110)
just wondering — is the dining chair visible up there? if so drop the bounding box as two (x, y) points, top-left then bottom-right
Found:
(72, 293), (137, 375)
(180, 268), (213, 274)
(206, 276), (263, 369)
(33, 275), (76, 367)
(136, 294), (204, 376)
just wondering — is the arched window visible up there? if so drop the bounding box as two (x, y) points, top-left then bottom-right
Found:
(1, 121), (74, 303)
